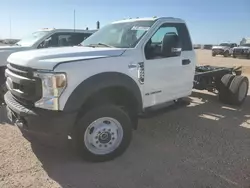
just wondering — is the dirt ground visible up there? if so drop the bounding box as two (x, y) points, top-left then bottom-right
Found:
(196, 49), (250, 73)
(0, 50), (250, 188)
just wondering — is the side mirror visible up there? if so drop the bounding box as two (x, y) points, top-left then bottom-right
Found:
(161, 33), (181, 57)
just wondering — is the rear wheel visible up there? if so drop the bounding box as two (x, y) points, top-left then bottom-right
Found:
(218, 74), (235, 104)
(74, 105), (132, 162)
(228, 76), (249, 105)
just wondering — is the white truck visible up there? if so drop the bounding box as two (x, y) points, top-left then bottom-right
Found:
(232, 43), (250, 59)
(0, 28), (96, 103)
(4, 17), (249, 162)
(211, 42), (237, 57)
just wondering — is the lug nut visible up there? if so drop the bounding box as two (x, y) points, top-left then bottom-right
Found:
(99, 144), (102, 147)
(96, 141), (99, 144)
(112, 137), (115, 140)
(108, 129), (111, 132)
(109, 142), (112, 145)
(111, 132), (114, 135)
(105, 145), (107, 147)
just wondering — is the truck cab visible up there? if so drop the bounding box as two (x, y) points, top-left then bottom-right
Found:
(4, 17), (197, 161)
(0, 28), (96, 103)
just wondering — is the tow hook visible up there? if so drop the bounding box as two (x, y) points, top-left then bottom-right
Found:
(15, 120), (24, 128)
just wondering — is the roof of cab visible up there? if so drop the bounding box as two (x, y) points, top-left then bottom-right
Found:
(38, 28), (97, 33)
(112, 17), (184, 24)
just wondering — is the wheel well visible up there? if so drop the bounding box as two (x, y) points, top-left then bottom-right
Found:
(78, 86), (139, 120)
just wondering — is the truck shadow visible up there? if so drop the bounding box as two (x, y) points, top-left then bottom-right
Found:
(0, 105), (11, 125)
(24, 90), (250, 188)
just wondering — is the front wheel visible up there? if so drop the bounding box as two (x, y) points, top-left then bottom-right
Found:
(75, 105), (132, 162)
(223, 50), (229, 57)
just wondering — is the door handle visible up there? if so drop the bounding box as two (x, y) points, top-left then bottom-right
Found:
(182, 59), (191, 65)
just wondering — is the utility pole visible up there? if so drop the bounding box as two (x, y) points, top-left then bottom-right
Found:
(73, 9), (76, 32)
(9, 16), (12, 39)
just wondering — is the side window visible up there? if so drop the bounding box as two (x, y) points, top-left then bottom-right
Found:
(38, 33), (73, 48)
(57, 34), (74, 47)
(151, 27), (178, 44)
(71, 33), (92, 46)
(144, 23), (192, 60)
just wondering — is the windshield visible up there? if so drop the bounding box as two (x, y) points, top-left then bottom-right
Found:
(16, 31), (49, 47)
(82, 20), (155, 48)
(219, 43), (230, 46)
(242, 43), (250, 47)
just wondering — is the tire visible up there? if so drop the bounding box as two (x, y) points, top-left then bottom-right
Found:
(212, 52), (216, 56)
(218, 74), (235, 104)
(0, 67), (6, 105)
(233, 55), (236, 58)
(74, 104), (132, 162)
(0, 83), (6, 105)
(228, 76), (249, 105)
(223, 51), (229, 57)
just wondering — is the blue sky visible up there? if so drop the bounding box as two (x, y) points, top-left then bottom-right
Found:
(0, 0), (249, 44)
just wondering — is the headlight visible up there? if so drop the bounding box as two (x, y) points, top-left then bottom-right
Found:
(34, 72), (67, 110)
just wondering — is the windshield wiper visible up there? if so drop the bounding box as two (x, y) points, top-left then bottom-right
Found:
(86, 43), (114, 48)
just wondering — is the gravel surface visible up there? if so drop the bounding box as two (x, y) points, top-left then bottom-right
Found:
(0, 50), (250, 188)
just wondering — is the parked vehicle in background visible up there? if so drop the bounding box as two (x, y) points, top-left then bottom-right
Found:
(0, 28), (96, 104)
(3, 39), (20, 45)
(212, 43), (237, 57)
(233, 43), (250, 59)
(4, 17), (249, 162)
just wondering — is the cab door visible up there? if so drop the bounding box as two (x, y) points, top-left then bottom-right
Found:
(142, 22), (195, 108)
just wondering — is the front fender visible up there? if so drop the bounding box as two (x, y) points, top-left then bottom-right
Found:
(63, 72), (143, 113)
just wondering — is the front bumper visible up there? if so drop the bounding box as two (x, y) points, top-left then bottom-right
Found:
(233, 52), (250, 58)
(212, 49), (225, 55)
(4, 91), (77, 140)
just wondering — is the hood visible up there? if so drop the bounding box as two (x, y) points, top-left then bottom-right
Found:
(0, 45), (26, 51)
(212, 46), (227, 49)
(7, 46), (126, 70)
(0, 45), (29, 66)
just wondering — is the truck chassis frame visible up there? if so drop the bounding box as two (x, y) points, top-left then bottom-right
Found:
(194, 65), (242, 92)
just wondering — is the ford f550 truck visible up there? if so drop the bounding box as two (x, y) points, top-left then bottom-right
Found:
(0, 28), (96, 103)
(4, 17), (249, 162)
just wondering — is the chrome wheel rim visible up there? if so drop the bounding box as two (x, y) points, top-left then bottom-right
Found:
(84, 117), (123, 155)
(238, 81), (248, 101)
